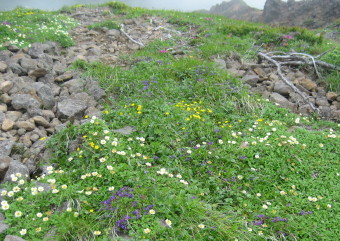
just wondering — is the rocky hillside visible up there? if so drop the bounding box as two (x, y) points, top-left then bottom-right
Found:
(199, 0), (262, 22)
(203, 0), (340, 28)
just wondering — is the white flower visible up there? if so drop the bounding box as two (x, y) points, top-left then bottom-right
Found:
(46, 166), (53, 171)
(176, 174), (182, 178)
(93, 231), (101, 235)
(38, 186), (44, 192)
(14, 211), (22, 217)
(61, 185), (67, 189)
(68, 157), (73, 162)
(19, 229), (27, 235)
(103, 130), (109, 134)
(237, 175), (243, 180)
(144, 228), (151, 234)
(266, 202), (272, 205)
(107, 165), (113, 171)
(198, 224), (205, 229)
(7, 191), (14, 197)
(74, 212), (79, 217)
(108, 186), (115, 191)
(99, 157), (106, 163)
(43, 217), (49, 221)
(145, 162), (152, 167)
(52, 189), (59, 194)
(218, 139), (223, 144)
(180, 180), (188, 185)
(157, 168), (168, 175)
(92, 172), (98, 176)
(12, 186), (20, 193)
(11, 176), (18, 182)
(262, 204), (268, 209)
(295, 118), (300, 124)
(149, 209), (156, 215)
(280, 191), (287, 195)
(85, 191), (92, 195)
(187, 149), (192, 154)
(1, 204), (9, 210)
(37, 212), (43, 217)
(47, 179), (56, 184)
(165, 219), (172, 227)
(1, 190), (7, 196)
(327, 204), (332, 208)
(256, 193), (261, 197)
(100, 140), (107, 145)
(16, 173), (22, 177)
(105, 136), (110, 140)
(255, 154), (260, 159)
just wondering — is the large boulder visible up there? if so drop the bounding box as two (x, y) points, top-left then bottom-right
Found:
(11, 94), (41, 111)
(57, 98), (88, 119)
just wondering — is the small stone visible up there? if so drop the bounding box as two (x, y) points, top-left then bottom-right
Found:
(253, 67), (267, 77)
(242, 75), (260, 87)
(113, 126), (136, 135)
(0, 104), (7, 112)
(0, 93), (12, 104)
(28, 68), (48, 78)
(0, 61), (8, 72)
(33, 116), (50, 128)
(326, 92), (337, 101)
(54, 71), (73, 82)
(269, 92), (297, 111)
(274, 81), (291, 96)
(20, 135), (32, 147)
(2, 119), (14, 132)
(298, 78), (317, 91)
(6, 111), (23, 122)
(30, 134), (40, 142)
(42, 110), (55, 120)
(17, 128), (26, 136)
(316, 97), (330, 107)
(15, 121), (35, 131)
(4, 234), (27, 241)
(0, 81), (13, 93)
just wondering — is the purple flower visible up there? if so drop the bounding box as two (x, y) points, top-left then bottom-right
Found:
(239, 155), (247, 160)
(153, 156), (159, 160)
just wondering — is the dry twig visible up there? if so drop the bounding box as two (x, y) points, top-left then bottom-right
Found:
(120, 24), (144, 47)
(258, 52), (320, 113)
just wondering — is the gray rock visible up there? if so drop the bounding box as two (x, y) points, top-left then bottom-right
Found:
(29, 68), (48, 78)
(107, 29), (121, 39)
(0, 104), (7, 112)
(28, 42), (59, 59)
(269, 92), (297, 111)
(113, 126), (136, 135)
(4, 235), (27, 241)
(0, 112), (5, 124)
(6, 111), (23, 122)
(11, 94), (41, 111)
(32, 83), (55, 109)
(0, 50), (13, 62)
(55, 71), (73, 82)
(0, 140), (15, 158)
(57, 98), (87, 119)
(3, 159), (29, 182)
(299, 104), (314, 115)
(0, 81), (13, 93)
(62, 78), (85, 93)
(33, 116), (50, 128)
(0, 222), (9, 234)
(0, 61), (8, 73)
(0, 156), (12, 181)
(214, 58), (226, 69)
(316, 97), (330, 107)
(0, 93), (12, 104)
(2, 119), (14, 132)
(9, 63), (26, 76)
(20, 57), (38, 71)
(15, 121), (35, 131)
(274, 81), (291, 96)
(86, 81), (106, 100)
(242, 75), (260, 87)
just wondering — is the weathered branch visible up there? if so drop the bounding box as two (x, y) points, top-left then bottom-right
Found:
(120, 24), (144, 47)
(154, 26), (182, 35)
(258, 52), (319, 113)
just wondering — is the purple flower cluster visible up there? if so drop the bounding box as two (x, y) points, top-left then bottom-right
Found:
(101, 187), (154, 232)
(298, 210), (313, 216)
(271, 217), (288, 223)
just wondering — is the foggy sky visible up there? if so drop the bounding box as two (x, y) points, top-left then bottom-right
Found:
(0, 0), (291, 12)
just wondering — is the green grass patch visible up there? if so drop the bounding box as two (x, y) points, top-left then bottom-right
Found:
(0, 7), (78, 49)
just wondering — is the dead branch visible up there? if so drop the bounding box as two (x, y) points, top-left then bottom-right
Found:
(154, 26), (182, 35)
(120, 24), (144, 47)
(258, 52), (319, 113)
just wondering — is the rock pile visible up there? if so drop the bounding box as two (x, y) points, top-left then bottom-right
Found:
(0, 41), (107, 183)
(216, 57), (340, 121)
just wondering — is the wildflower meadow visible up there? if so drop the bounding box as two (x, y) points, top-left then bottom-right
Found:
(0, 2), (339, 240)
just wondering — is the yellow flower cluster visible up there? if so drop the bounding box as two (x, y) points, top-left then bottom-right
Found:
(175, 101), (212, 122)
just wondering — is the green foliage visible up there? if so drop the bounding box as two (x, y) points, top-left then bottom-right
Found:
(105, 1), (131, 14)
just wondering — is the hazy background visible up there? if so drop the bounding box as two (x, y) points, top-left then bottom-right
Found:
(0, 0), (290, 12)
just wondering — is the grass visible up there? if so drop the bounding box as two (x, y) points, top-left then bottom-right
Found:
(0, 2), (339, 240)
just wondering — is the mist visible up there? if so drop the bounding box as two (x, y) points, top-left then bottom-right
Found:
(0, 0), (280, 12)
(1, 0), (220, 11)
